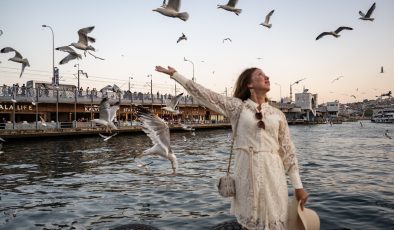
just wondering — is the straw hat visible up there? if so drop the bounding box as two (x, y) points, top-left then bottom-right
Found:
(288, 198), (320, 230)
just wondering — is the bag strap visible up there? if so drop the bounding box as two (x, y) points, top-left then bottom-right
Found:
(226, 108), (242, 175)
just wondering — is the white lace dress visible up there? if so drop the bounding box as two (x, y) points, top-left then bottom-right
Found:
(171, 72), (303, 230)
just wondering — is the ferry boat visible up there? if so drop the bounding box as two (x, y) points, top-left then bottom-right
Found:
(371, 108), (394, 123)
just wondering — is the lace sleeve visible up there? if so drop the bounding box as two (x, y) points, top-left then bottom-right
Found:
(171, 72), (242, 119)
(278, 112), (303, 189)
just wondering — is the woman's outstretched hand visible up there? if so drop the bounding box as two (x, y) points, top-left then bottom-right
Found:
(155, 66), (177, 76)
(295, 188), (309, 211)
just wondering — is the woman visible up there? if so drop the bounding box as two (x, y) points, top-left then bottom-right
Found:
(155, 66), (308, 230)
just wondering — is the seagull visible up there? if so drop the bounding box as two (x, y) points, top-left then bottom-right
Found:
(260, 10), (275, 28)
(55, 46), (82, 65)
(0, 47), (30, 78)
(163, 93), (183, 114)
(31, 98), (37, 106)
(153, 0), (189, 21)
(70, 26), (96, 54)
(40, 116), (47, 126)
(359, 121), (363, 128)
(10, 99), (16, 103)
(223, 38), (232, 43)
(134, 106), (178, 174)
(181, 123), (195, 131)
(359, 2), (376, 21)
(384, 130), (392, 139)
(380, 66), (384, 73)
(350, 95), (357, 99)
(182, 136), (187, 142)
(92, 97), (120, 133)
(218, 0), (242, 16)
(99, 84), (120, 94)
(331, 76), (344, 83)
(99, 132), (118, 141)
(0, 29), (3, 36)
(191, 131), (196, 136)
(316, 26), (353, 40)
(0, 137), (5, 142)
(177, 33), (187, 43)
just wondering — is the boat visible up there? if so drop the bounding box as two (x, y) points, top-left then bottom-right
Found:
(371, 108), (394, 123)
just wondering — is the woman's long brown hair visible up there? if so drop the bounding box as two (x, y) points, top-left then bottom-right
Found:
(233, 67), (257, 101)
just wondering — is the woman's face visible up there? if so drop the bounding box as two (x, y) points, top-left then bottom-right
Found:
(247, 68), (270, 92)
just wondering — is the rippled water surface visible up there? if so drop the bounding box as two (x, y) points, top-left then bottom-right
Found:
(0, 121), (393, 230)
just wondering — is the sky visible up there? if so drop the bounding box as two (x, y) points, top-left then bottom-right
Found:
(0, 0), (393, 104)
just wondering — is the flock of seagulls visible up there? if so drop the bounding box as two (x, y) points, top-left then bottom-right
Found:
(56, 26), (104, 65)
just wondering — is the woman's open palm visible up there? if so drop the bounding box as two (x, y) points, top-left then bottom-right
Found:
(155, 66), (177, 76)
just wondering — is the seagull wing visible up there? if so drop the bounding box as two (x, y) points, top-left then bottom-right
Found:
(109, 102), (120, 122)
(20, 61), (29, 78)
(99, 97), (111, 121)
(77, 26), (94, 45)
(316, 32), (331, 40)
(365, 2), (376, 17)
(227, 0), (238, 7)
(168, 93), (184, 108)
(335, 26), (353, 34)
(1, 47), (23, 59)
(167, 0), (180, 11)
(136, 106), (171, 157)
(264, 10), (275, 24)
(359, 11), (366, 17)
(59, 53), (80, 65)
(0, 47), (16, 54)
(56, 46), (78, 54)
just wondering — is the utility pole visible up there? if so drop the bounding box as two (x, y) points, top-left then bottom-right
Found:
(148, 74), (153, 111)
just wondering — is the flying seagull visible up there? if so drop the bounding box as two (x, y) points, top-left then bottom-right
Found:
(380, 66), (384, 73)
(260, 10), (275, 28)
(99, 132), (118, 141)
(218, 0), (242, 16)
(350, 95), (357, 99)
(359, 2), (376, 21)
(56, 46), (82, 65)
(153, 0), (189, 21)
(134, 106), (178, 174)
(316, 26), (353, 40)
(223, 38), (232, 43)
(92, 97), (120, 133)
(163, 93), (183, 114)
(177, 33), (187, 43)
(331, 76), (344, 83)
(70, 26), (96, 54)
(0, 47), (30, 78)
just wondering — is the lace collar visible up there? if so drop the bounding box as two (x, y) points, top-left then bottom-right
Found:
(244, 98), (269, 112)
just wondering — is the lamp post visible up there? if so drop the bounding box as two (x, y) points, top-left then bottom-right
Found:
(41, 25), (54, 83)
(274, 82), (282, 102)
(128, 76), (133, 92)
(74, 64), (88, 96)
(290, 78), (306, 103)
(147, 74), (153, 110)
(184, 57), (195, 82)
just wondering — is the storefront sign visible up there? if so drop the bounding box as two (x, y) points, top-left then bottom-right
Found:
(0, 104), (33, 112)
(84, 105), (99, 112)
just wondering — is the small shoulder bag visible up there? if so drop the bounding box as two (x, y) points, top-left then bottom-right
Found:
(217, 112), (241, 198)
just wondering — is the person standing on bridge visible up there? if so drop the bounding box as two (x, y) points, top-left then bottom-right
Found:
(155, 66), (308, 230)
